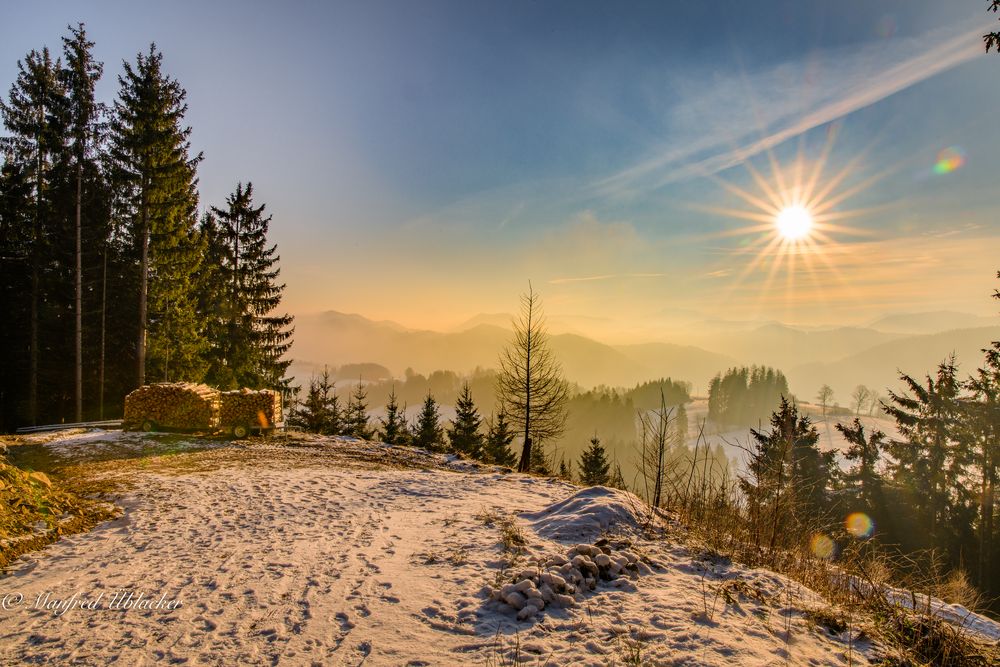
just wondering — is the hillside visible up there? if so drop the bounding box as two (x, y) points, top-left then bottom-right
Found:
(788, 326), (1000, 400)
(613, 343), (737, 394)
(689, 323), (903, 370)
(3, 429), (997, 665)
(868, 311), (999, 335)
(292, 311), (1000, 403)
(295, 311), (660, 388)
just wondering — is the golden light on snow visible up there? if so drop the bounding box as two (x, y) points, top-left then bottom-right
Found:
(775, 205), (813, 240)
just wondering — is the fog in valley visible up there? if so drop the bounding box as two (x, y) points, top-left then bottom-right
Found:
(289, 307), (993, 481)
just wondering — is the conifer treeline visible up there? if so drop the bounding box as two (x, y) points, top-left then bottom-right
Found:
(0, 25), (293, 430)
(707, 365), (789, 427)
(292, 373), (518, 467)
(735, 305), (1000, 607)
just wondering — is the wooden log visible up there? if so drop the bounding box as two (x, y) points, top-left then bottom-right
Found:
(220, 389), (282, 432)
(123, 383), (221, 431)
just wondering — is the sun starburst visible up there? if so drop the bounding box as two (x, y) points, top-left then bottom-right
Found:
(689, 126), (891, 316)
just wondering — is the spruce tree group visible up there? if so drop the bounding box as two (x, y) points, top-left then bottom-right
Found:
(291, 368), (341, 434)
(0, 27), (294, 430)
(707, 366), (789, 428)
(1, 45), (68, 426)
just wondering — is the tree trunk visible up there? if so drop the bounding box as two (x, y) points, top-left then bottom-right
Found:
(74, 161), (83, 421)
(517, 302), (533, 473)
(98, 248), (106, 420)
(28, 141), (42, 426)
(29, 262), (38, 425)
(137, 203), (148, 387)
(518, 436), (532, 473)
(979, 423), (996, 588)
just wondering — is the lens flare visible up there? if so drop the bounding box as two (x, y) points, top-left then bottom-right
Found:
(810, 533), (836, 560)
(875, 16), (896, 40)
(933, 147), (965, 175)
(845, 512), (874, 538)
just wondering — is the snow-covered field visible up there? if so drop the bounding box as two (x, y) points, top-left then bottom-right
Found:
(680, 398), (903, 474)
(0, 430), (996, 665)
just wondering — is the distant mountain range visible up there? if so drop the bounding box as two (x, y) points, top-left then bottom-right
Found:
(291, 309), (1000, 401)
(866, 310), (998, 335)
(787, 326), (1000, 402)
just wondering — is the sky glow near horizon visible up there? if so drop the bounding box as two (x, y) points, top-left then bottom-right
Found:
(3, 1), (999, 340)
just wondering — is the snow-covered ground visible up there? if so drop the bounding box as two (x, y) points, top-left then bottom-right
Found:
(0, 430), (996, 665)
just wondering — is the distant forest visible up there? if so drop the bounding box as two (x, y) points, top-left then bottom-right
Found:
(0, 26), (293, 430)
(707, 365), (789, 427)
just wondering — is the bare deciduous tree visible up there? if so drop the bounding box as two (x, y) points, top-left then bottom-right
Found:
(851, 384), (872, 417)
(816, 384), (834, 419)
(496, 284), (568, 473)
(638, 390), (674, 508)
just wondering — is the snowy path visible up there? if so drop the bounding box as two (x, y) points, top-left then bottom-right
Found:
(0, 440), (902, 665)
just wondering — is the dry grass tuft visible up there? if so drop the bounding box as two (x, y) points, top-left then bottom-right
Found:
(0, 456), (120, 570)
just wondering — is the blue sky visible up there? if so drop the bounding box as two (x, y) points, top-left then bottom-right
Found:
(3, 1), (999, 338)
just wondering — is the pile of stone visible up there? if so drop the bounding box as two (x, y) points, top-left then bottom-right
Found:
(491, 540), (643, 621)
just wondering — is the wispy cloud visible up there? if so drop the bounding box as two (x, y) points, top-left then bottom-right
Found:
(595, 21), (988, 198)
(548, 273), (665, 285)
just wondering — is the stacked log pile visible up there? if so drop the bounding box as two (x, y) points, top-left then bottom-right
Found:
(220, 389), (282, 430)
(123, 383), (221, 430)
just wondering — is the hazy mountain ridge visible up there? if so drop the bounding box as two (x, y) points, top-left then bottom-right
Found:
(788, 326), (1000, 401)
(294, 310), (1000, 401)
(867, 310), (998, 335)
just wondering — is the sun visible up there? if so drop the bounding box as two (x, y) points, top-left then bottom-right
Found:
(775, 205), (812, 240)
(685, 125), (887, 313)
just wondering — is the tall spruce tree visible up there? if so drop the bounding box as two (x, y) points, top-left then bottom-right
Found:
(966, 331), (1000, 590)
(379, 386), (409, 445)
(447, 382), (483, 458)
(0, 47), (66, 424)
(107, 44), (203, 386)
(205, 182), (293, 390)
(343, 380), (373, 439)
(579, 435), (611, 486)
(60, 24), (103, 421)
(483, 410), (517, 467)
(837, 418), (886, 509)
(413, 391), (445, 451)
(883, 357), (970, 555)
(740, 397), (833, 551)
